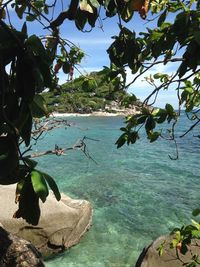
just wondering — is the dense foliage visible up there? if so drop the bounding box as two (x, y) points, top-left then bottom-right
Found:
(43, 70), (141, 113)
(0, 0), (200, 264)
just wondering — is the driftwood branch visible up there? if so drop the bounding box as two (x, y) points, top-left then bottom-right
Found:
(32, 118), (73, 136)
(25, 137), (99, 164)
(21, 117), (99, 164)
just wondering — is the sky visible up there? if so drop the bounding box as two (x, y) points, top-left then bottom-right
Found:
(7, 1), (179, 108)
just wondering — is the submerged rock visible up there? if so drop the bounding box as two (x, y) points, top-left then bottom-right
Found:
(135, 235), (200, 267)
(0, 185), (92, 258)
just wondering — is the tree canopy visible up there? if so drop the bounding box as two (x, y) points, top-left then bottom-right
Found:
(0, 0), (200, 230)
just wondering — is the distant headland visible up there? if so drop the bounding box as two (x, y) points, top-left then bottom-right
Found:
(42, 70), (145, 117)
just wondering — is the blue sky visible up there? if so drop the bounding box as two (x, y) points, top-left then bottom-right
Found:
(7, 2), (179, 108)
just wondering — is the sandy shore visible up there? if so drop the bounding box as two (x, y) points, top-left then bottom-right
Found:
(50, 111), (125, 117)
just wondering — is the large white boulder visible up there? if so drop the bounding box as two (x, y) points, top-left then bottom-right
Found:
(0, 185), (92, 257)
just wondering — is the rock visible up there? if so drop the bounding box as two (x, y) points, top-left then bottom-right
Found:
(0, 185), (92, 258)
(0, 226), (44, 267)
(135, 235), (200, 267)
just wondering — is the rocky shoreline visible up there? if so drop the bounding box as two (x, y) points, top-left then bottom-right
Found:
(50, 108), (141, 118)
(0, 185), (92, 261)
(1, 188), (199, 267)
(135, 235), (200, 267)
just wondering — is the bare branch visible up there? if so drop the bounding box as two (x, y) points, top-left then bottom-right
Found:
(180, 118), (200, 138)
(125, 58), (183, 90)
(24, 136), (99, 164)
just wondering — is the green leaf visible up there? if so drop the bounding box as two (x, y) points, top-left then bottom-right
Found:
(186, 102), (194, 112)
(180, 243), (188, 255)
(30, 94), (49, 118)
(31, 170), (49, 202)
(156, 241), (165, 257)
(23, 158), (38, 169)
(115, 133), (127, 148)
(137, 115), (147, 124)
(63, 61), (71, 74)
(26, 14), (36, 21)
(185, 86), (193, 94)
(192, 208), (200, 217)
(170, 238), (179, 248)
(26, 35), (45, 55)
(44, 4), (49, 14)
(148, 131), (160, 143)
(36, 57), (52, 88)
(17, 104), (32, 147)
(186, 262), (197, 267)
(33, 0), (44, 8)
(87, 10), (98, 27)
(14, 177), (41, 225)
(0, 135), (19, 184)
(157, 245), (163, 256)
(121, 4), (134, 23)
(128, 131), (139, 144)
(191, 230), (200, 239)
(88, 0), (100, 9)
(16, 179), (26, 196)
(151, 31), (164, 41)
(120, 127), (127, 132)
(15, 4), (26, 19)
(180, 241), (188, 255)
(191, 219), (200, 230)
(154, 73), (164, 79)
(42, 172), (61, 201)
(145, 116), (156, 132)
(194, 31), (200, 46)
(129, 94), (137, 102)
(165, 103), (174, 115)
(106, 0), (117, 17)
(26, 35), (51, 88)
(32, 67), (44, 88)
(157, 10), (167, 27)
(75, 8), (88, 30)
(21, 22), (27, 35)
(0, 152), (9, 161)
(179, 61), (188, 78)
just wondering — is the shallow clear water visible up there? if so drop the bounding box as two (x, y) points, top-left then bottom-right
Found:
(33, 115), (200, 267)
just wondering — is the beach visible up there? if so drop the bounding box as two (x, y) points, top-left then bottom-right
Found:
(50, 111), (126, 117)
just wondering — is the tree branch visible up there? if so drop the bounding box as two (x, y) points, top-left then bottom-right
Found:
(180, 118), (200, 138)
(24, 137), (99, 164)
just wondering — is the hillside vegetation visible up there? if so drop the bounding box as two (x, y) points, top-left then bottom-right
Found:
(42, 70), (142, 114)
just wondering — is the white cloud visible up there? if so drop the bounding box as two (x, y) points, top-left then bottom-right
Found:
(79, 67), (102, 74)
(70, 38), (112, 46)
(57, 66), (102, 85)
(58, 73), (69, 85)
(126, 62), (179, 108)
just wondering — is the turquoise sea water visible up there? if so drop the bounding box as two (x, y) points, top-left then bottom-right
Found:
(34, 115), (199, 267)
